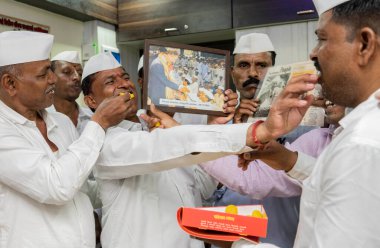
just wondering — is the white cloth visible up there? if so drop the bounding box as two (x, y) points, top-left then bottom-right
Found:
(312, 0), (350, 15)
(52, 51), (81, 64)
(233, 90), (380, 248)
(0, 100), (105, 248)
(46, 105), (93, 134)
(98, 120), (219, 248)
(82, 52), (121, 81)
(233, 33), (275, 54)
(0, 31), (53, 66)
(287, 152), (317, 181)
(94, 122), (251, 179)
(94, 121), (251, 248)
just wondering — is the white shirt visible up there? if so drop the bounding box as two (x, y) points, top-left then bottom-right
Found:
(47, 104), (93, 134)
(93, 121), (251, 248)
(0, 100), (105, 248)
(47, 104), (99, 208)
(233, 90), (380, 248)
(94, 122), (251, 179)
(76, 106), (93, 134)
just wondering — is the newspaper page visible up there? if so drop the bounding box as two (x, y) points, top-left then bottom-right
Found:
(254, 60), (317, 117)
(247, 61), (323, 126)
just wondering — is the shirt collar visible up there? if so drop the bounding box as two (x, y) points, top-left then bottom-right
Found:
(0, 100), (58, 130)
(0, 100), (32, 125)
(339, 89), (380, 130)
(78, 105), (93, 120)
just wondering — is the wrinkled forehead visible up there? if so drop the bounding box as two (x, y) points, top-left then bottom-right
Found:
(94, 66), (126, 80)
(234, 52), (273, 65)
(18, 59), (51, 73)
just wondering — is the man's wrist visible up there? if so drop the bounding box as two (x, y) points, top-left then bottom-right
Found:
(255, 122), (272, 144)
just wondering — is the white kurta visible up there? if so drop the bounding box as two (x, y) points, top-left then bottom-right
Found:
(233, 90), (380, 248)
(0, 101), (105, 248)
(95, 121), (251, 248)
(46, 104), (93, 134)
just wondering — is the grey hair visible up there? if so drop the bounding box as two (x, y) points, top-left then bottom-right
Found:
(0, 64), (22, 79)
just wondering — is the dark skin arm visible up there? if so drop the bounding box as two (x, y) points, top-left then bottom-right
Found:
(237, 140), (298, 171)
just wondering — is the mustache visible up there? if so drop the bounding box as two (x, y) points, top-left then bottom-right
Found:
(242, 77), (260, 88)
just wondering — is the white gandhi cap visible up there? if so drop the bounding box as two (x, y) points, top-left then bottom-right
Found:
(82, 52), (121, 81)
(51, 51), (81, 64)
(0, 31), (53, 67)
(233, 33), (275, 54)
(312, 0), (350, 15)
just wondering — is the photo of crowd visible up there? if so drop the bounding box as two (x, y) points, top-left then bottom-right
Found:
(146, 43), (229, 113)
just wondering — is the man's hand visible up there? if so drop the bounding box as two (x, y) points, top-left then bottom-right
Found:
(253, 74), (318, 144)
(233, 98), (260, 124)
(140, 104), (180, 130)
(91, 93), (132, 130)
(238, 140), (298, 172)
(208, 89), (238, 125)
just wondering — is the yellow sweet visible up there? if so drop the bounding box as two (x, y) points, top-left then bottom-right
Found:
(251, 210), (264, 218)
(129, 93), (135, 99)
(118, 92), (125, 96)
(154, 121), (161, 127)
(225, 205), (238, 215)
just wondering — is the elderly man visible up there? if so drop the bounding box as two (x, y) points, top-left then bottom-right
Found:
(79, 51), (310, 248)
(0, 31), (132, 248)
(231, 0), (380, 247)
(49, 51), (92, 134)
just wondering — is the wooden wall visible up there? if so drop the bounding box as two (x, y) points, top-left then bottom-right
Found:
(15, 0), (117, 24)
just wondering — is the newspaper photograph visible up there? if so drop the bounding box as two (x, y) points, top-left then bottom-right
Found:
(254, 61), (317, 117)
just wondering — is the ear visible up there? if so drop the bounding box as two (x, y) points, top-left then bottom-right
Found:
(357, 27), (377, 66)
(0, 74), (17, 96)
(84, 94), (98, 110)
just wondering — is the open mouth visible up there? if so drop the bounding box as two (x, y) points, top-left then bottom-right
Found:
(45, 87), (55, 95)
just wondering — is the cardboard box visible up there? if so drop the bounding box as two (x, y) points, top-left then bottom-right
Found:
(177, 205), (267, 243)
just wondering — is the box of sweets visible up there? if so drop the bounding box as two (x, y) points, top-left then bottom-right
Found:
(177, 205), (267, 243)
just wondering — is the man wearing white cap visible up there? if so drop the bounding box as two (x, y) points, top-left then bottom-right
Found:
(0, 31), (132, 247)
(200, 33), (303, 248)
(79, 51), (314, 248)
(49, 51), (93, 134)
(229, 0), (380, 247)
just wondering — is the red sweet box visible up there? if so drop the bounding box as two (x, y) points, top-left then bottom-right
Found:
(177, 205), (268, 244)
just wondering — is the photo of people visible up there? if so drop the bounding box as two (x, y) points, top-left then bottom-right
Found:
(144, 40), (229, 115)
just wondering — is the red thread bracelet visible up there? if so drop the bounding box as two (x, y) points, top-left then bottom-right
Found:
(251, 120), (268, 145)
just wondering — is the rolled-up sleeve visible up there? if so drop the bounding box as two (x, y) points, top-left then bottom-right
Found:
(95, 123), (252, 179)
(0, 120), (105, 205)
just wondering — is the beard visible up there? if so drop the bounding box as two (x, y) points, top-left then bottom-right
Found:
(321, 70), (358, 108)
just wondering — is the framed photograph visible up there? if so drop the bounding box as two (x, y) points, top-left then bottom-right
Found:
(143, 39), (231, 116)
